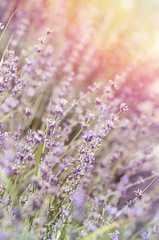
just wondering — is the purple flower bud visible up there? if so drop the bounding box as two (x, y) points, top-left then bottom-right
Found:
(25, 108), (32, 117)
(127, 200), (135, 208)
(0, 121), (3, 129)
(7, 50), (14, 57)
(120, 103), (129, 112)
(110, 230), (120, 240)
(140, 231), (148, 240)
(134, 189), (143, 199)
(33, 130), (45, 143)
(46, 118), (56, 128)
(34, 45), (42, 53)
(83, 130), (94, 142)
(55, 106), (63, 117)
(38, 36), (46, 44)
(59, 98), (68, 107)
(95, 97), (102, 105)
(25, 58), (32, 66)
(46, 28), (53, 35)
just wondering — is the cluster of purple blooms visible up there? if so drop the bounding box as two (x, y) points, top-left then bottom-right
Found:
(0, 1), (159, 240)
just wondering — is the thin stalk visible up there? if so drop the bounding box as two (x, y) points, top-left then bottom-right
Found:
(0, 5), (21, 43)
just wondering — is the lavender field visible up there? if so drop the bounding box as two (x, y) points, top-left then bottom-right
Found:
(1, 0), (159, 239)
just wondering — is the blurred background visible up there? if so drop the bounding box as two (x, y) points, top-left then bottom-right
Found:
(1, 0), (159, 95)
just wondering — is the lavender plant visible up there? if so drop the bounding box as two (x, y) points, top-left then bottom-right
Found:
(0, 1), (159, 240)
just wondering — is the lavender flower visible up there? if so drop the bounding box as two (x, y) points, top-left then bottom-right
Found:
(38, 37), (46, 44)
(46, 28), (53, 35)
(25, 108), (32, 117)
(134, 189), (143, 199)
(120, 103), (129, 112)
(111, 230), (120, 240)
(34, 45), (42, 53)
